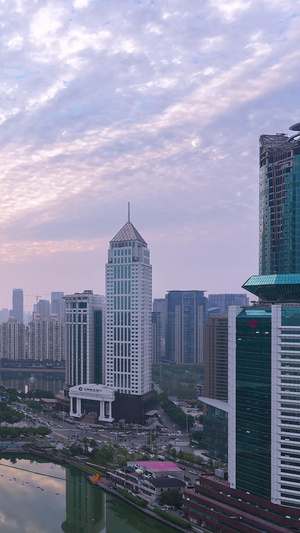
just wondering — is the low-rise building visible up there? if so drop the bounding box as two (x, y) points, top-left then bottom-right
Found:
(108, 460), (185, 502)
(182, 473), (300, 532)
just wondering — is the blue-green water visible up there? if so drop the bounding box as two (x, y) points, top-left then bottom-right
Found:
(0, 458), (175, 532)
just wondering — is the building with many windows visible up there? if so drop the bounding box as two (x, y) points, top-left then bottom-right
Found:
(165, 290), (206, 364)
(105, 213), (153, 422)
(64, 291), (105, 387)
(228, 276), (300, 508)
(204, 314), (228, 401)
(259, 123), (300, 275)
(11, 288), (23, 323)
(28, 313), (65, 362)
(0, 317), (25, 360)
(207, 293), (249, 315)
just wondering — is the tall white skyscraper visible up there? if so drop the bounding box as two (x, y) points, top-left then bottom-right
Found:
(105, 212), (152, 397)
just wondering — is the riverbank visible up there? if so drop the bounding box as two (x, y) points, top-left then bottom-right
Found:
(23, 446), (191, 532)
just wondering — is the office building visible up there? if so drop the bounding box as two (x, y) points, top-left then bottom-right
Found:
(0, 317), (25, 360)
(207, 293), (249, 315)
(105, 212), (153, 422)
(64, 291), (105, 387)
(11, 289), (23, 323)
(165, 290), (206, 364)
(28, 313), (65, 362)
(228, 275), (300, 507)
(259, 123), (300, 275)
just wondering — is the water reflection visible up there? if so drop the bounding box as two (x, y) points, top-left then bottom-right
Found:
(0, 372), (65, 395)
(0, 458), (174, 533)
(62, 468), (105, 533)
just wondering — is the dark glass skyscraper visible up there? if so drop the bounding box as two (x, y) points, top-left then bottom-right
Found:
(259, 125), (300, 275)
(165, 290), (206, 363)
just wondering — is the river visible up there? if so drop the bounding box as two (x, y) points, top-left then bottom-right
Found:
(0, 457), (175, 532)
(0, 371), (65, 395)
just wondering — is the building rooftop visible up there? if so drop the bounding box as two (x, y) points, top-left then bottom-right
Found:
(150, 477), (185, 488)
(111, 221), (147, 245)
(243, 274), (300, 302)
(128, 461), (182, 473)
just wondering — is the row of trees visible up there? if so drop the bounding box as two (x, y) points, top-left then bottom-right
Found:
(158, 393), (194, 430)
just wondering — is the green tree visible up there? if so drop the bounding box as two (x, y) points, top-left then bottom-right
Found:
(159, 489), (182, 508)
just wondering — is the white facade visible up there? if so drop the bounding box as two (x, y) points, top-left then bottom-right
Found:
(105, 219), (152, 396)
(69, 383), (115, 422)
(271, 305), (300, 507)
(28, 313), (65, 361)
(64, 291), (105, 387)
(0, 317), (25, 360)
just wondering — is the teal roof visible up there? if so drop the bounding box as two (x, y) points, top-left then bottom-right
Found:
(243, 274), (300, 302)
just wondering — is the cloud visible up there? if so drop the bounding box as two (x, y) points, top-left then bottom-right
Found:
(0, 0), (298, 305)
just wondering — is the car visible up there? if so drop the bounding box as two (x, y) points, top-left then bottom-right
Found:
(189, 470), (199, 475)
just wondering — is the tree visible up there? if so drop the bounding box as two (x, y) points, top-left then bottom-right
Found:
(159, 489), (182, 508)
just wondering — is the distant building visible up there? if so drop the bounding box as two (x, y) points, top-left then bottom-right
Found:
(0, 317), (25, 360)
(36, 299), (50, 317)
(153, 298), (166, 359)
(64, 291), (105, 387)
(165, 290), (206, 364)
(151, 311), (163, 363)
(207, 293), (249, 315)
(28, 313), (65, 362)
(51, 292), (66, 323)
(203, 314), (228, 401)
(0, 309), (9, 324)
(11, 289), (23, 323)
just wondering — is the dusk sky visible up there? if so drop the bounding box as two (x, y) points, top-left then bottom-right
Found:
(0, 0), (299, 311)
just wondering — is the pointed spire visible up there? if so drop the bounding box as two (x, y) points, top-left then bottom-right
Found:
(128, 201), (131, 223)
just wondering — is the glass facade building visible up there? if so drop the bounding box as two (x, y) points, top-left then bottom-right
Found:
(165, 290), (206, 364)
(228, 302), (300, 507)
(259, 130), (300, 275)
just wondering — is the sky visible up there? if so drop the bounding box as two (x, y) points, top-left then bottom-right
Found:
(0, 0), (299, 311)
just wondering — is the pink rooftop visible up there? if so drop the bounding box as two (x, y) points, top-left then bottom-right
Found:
(134, 461), (181, 472)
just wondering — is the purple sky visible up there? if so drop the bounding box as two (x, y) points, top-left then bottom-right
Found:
(0, 0), (299, 311)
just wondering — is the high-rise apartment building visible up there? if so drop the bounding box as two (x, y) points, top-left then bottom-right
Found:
(259, 124), (300, 275)
(11, 289), (23, 323)
(64, 291), (105, 387)
(105, 215), (152, 396)
(28, 313), (65, 362)
(0, 317), (25, 360)
(165, 290), (206, 364)
(36, 299), (50, 317)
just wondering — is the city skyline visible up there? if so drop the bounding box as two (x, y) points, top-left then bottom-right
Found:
(0, 1), (299, 307)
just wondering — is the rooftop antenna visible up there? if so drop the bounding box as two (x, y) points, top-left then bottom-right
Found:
(128, 201), (131, 222)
